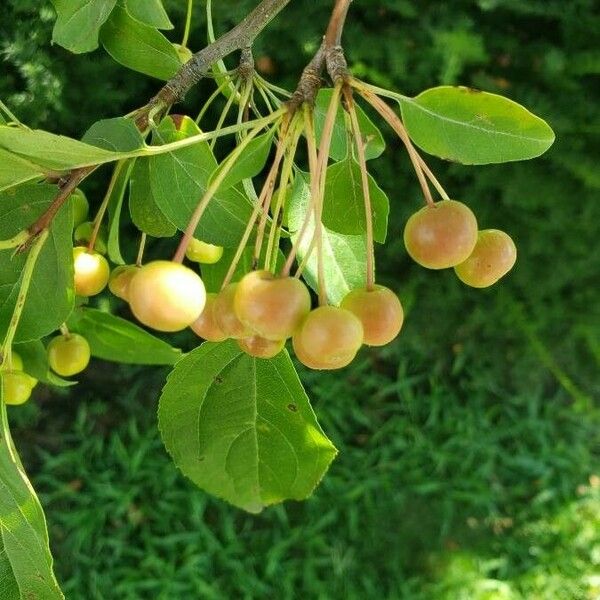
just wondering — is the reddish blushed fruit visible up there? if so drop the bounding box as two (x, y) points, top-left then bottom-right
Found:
(47, 334), (91, 377)
(2, 371), (33, 405)
(128, 261), (206, 332)
(294, 306), (363, 370)
(185, 239), (224, 264)
(190, 293), (228, 342)
(341, 285), (404, 346)
(454, 229), (517, 288)
(234, 270), (311, 341)
(108, 265), (139, 301)
(403, 200), (478, 269)
(237, 335), (285, 359)
(73, 246), (110, 296)
(214, 283), (253, 339)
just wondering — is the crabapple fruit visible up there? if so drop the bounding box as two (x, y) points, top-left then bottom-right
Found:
(454, 229), (517, 288)
(47, 333), (91, 377)
(404, 200), (478, 269)
(214, 283), (252, 339)
(237, 335), (285, 359)
(128, 261), (206, 332)
(108, 265), (139, 301)
(190, 293), (228, 342)
(73, 246), (110, 297)
(185, 239), (224, 264)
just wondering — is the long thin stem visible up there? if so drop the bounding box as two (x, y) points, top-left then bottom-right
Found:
(136, 232), (147, 267)
(264, 117), (303, 271)
(173, 108), (286, 263)
(210, 79), (242, 151)
(195, 77), (232, 124)
(181, 0), (194, 48)
(0, 100), (26, 128)
(0, 230), (29, 251)
(221, 129), (291, 288)
(0, 230), (49, 368)
(324, 0), (353, 47)
(345, 87), (375, 290)
(416, 156), (451, 200)
(356, 85), (435, 207)
(88, 160), (125, 251)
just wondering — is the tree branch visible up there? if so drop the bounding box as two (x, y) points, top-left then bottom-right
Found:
(324, 0), (352, 48)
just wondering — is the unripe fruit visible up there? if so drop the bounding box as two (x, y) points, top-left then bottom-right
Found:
(73, 247), (110, 297)
(190, 293), (228, 342)
(234, 271), (311, 341)
(9, 352), (37, 389)
(454, 229), (517, 288)
(214, 284), (253, 339)
(47, 334), (91, 377)
(2, 371), (33, 405)
(173, 43), (193, 64)
(74, 222), (107, 255)
(185, 239), (224, 265)
(295, 306), (363, 370)
(71, 189), (89, 227)
(237, 335), (285, 359)
(341, 285), (404, 347)
(404, 200), (478, 269)
(128, 261), (206, 332)
(108, 265), (139, 301)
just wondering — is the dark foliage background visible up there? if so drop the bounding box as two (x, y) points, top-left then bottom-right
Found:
(1, 1), (599, 598)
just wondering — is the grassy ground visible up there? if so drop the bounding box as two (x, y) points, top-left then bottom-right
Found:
(3, 0), (600, 597)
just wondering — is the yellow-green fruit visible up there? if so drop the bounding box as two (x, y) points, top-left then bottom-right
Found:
(9, 352), (37, 389)
(295, 306), (363, 370)
(404, 200), (478, 269)
(185, 239), (224, 265)
(47, 334), (91, 377)
(71, 189), (89, 227)
(173, 43), (193, 64)
(214, 284), (253, 339)
(454, 229), (517, 288)
(341, 285), (404, 347)
(237, 335), (285, 359)
(73, 246), (110, 296)
(108, 265), (139, 301)
(74, 222), (107, 255)
(234, 270), (311, 341)
(190, 293), (228, 342)
(2, 371), (33, 405)
(128, 261), (206, 332)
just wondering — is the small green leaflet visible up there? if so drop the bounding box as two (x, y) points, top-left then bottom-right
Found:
(148, 116), (254, 247)
(106, 159), (137, 265)
(0, 149), (46, 192)
(287, 174), (368, 305)
(322, 158), (389, 242)
(210, 129), (275, 192)
(0, 185), (74, 343)
(129, 158), (176, 238)
(399, 86), (555, 164)
(124, 0), (173, 29)
(82, 117), (144, 152)
(100, 5), (181, 80)
(158, 341), (337, 513)
(0, 388), (64, 599)
(67, 308), (182, 366)
(51, 0), (117, 54)
(314, 89), (386, 161)
(14, 340), (74, 388)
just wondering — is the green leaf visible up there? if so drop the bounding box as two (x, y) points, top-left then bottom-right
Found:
(399, 86), (556, 164)
(100, 5), (181, 80)
(0, 149), (46, 192)
(67, 308), (182, 365)
(314, 89), (386, 161)
(321, 159), (389, 242)
(288, 174), (368, 305)
(0, 387), (64, 598)
(106, 160), (136, 265)
(149, 116), (254, 247)
(82, 117), (144, 152)
(14, 340), (74, 388)
(210, 130), (275, 192)
(158, 341), (337, 513)
(202, 247), (286, 293)
(124, 0), (172, 29)
(0, 184), (74, 343)
(51, 0), (117, 54)
(129, 158), (176, 238)
(0, 126), (118, 171)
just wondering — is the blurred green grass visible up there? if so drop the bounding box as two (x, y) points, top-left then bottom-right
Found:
(2, 0), (599, 597)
